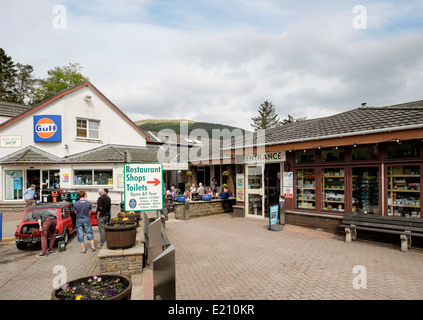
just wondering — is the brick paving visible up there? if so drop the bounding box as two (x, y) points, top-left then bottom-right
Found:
(2, 210), (423, 300)
(164, 214), (423, 300)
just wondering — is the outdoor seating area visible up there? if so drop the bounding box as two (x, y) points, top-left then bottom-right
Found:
(340, 213), (423, 252)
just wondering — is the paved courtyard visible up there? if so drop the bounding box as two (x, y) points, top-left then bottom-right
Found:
(165, 214), (423, 300)
(1, 211), (423, 300)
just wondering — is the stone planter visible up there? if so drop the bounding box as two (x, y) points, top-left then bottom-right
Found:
(105, 221), (137, 250)
(51, 274), (132, 300)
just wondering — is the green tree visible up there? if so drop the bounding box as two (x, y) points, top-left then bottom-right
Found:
(14, 63), (36, 104)
(250, 100), (281, 130)
(281, 114), (307, 124)
(0, 48), (18, 102)
(31, 62), (89, 104)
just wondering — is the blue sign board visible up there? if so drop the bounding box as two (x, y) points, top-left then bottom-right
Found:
(33, 115), (62, 142)
(270, 205), (279, 225)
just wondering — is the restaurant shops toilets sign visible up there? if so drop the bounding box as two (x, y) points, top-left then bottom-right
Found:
(124, 163), (163, 211)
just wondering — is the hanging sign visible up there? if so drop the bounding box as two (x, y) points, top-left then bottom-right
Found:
(236, 174), (244, 202)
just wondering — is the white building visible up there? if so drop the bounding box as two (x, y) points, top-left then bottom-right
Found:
(0, 82), (160, 206)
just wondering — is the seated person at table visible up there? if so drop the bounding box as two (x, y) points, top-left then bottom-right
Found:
(206, 187), (215, 198)
(184, 188), (192, 200)
(170, 185), (178, 201)
(223, 187), (233, 197)
(197, 182), (205, 195)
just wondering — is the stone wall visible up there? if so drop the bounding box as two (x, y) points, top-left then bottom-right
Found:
(174, 198), (236, 219)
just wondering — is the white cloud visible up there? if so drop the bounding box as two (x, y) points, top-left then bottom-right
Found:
(1, 0), (423, 131)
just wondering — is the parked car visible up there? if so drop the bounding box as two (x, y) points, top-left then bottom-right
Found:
(14, 202), (97, 250)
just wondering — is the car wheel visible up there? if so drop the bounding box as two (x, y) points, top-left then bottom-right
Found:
(16, 242), (28, 250)
(62, 229), (70, 244)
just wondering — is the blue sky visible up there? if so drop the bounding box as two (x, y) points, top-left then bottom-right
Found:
(1, 0), (423, 130)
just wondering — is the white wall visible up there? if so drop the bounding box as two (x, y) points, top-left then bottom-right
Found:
(0, 84), (146, 159)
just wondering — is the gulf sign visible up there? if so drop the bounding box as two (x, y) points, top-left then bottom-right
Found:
(33, 115), (62, 142)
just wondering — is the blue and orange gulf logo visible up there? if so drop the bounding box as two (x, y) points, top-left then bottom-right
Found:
(33, 115), (62, 142)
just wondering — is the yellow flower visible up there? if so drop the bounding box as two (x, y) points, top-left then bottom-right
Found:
(123, 217), (128, 220)
(75, 295), (82, 300)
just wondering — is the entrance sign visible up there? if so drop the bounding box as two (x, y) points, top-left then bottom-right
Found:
(244, 151), (286, 164)
(124, 163), (163, 211)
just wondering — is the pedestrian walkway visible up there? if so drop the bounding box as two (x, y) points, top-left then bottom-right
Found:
(163, 214), (423, 300)
(2, 211), (423, 300)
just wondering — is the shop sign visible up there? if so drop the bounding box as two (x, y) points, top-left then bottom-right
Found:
(236, 174), (244, 202)
(270, 205), (279, 225)
(244, 151), (285, 164)
(162, 162), (189, 171)
(33, 115), (62, 142)
(0, 135), (21, 147)
(62, 174), (70, 183)
(124, 163), (163, 211)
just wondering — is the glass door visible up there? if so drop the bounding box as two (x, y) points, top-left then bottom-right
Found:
(4, 170), (23, 200)
(246, 165), (264, 217)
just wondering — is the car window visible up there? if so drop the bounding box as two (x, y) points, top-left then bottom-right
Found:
(24, 209), (57, 222)
(62, 206), (70, 218)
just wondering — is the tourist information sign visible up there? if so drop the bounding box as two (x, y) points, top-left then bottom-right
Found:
(124, 163), (163, 211)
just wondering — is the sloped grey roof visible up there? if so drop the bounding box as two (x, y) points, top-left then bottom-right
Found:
(263, 105), (423, 146)
(64, 144), (160, 163)
(0, 101), (31, 117)
(0, 146), (62, 164)
(0, 144), (161, 164)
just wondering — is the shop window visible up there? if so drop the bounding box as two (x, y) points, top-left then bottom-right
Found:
(295, 150), (315, 163)
(352, 167), (379, 214)
(4, 170), (23, 200)
(322, 168), (345, 212)
(387, 166), (420, 218)
(351, 144), (379, 161)
(247, 166), (262, 189)
(321, 147), (345, 162)
(76, 119), (100, 139)
(74, 169), (112, 186)
(296, 169), (316, 209)
(387, 140), (420, 159)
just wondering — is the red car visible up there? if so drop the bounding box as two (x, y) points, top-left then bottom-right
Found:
(14, 202), (97, 250)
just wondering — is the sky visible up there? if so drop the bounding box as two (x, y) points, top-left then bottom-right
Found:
(1, 0), (423, 131)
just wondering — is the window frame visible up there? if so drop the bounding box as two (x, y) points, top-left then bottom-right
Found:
(73, 169), (113, 186)
(76, 118), (100, 140)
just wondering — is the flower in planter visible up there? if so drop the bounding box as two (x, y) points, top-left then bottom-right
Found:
(222, 171), (229, 176)
(89, 275), (102, 286)
(75, 295), (82, 300)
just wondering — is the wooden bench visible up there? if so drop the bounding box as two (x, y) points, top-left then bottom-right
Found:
(340, 213), (423, 252)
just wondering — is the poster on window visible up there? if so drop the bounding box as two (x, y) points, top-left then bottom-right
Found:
(236, 174), (244, 202)
(283, 186), (293, 198)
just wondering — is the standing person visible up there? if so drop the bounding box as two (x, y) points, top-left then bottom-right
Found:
(211, 177), (217, 192)
(73, 190), (96, 253)
(32, 209), (57, 257)
(24, 184), (36, 209)
(96, 187), (111, 249)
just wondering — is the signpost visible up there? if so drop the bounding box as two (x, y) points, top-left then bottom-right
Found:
(269, 204), (283, 231)
(124, 163), (163, 212)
